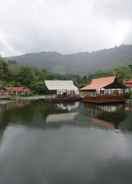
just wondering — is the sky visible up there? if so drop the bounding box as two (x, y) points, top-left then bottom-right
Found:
(0, 0), (132, 56)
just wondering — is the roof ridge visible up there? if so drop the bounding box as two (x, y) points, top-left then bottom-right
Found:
(81, 75), (116, 91)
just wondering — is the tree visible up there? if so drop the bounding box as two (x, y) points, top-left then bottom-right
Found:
(30, 81), (48, 94)
(16, 66), (35, 87)
(0, 57), (10, 81)
(113, 66), (132, 80)
(128, 65), (132, 73)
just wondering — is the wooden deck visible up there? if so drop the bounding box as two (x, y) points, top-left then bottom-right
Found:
(44, 95), (82, 103)
(83, 95), (126, 104)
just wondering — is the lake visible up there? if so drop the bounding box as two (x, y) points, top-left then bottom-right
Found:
(0, 100), (132, 184)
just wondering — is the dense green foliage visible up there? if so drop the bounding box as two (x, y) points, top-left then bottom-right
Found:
(0, 57), (54, 93)
(0, 56), (132, 94)
(0, 57), (10, 81)
(88, 65), (132, 81)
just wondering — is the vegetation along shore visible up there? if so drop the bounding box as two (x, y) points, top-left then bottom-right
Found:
(0, 56), (132, 98)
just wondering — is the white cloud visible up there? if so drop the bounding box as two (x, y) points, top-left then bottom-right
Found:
(0, 0), (132, 56)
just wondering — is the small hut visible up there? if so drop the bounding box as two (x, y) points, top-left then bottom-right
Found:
(81, 76), (127, 104)
(6, 87), (32, 96)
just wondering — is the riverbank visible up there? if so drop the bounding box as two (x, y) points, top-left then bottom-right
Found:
(0, 94), (131, 105)
(0, 95), (55, 101)
(14, 95), (82, 103)
(15, 95), (50, 101)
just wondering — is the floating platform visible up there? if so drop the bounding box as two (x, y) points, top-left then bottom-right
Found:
(16, 95), (82, 103)
(83, 95), (126, 104)
(43, 96), (82, 103)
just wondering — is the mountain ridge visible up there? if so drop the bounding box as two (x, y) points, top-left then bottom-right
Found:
(7, 45), (132, 75)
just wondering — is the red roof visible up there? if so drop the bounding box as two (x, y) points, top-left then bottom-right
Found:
(6, 87), (31, 93)
(124, 80), (132, 88)
(81, 76), (116, 91)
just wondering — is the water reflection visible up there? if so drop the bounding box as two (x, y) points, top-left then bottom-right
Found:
(0, 101), (132, 184)
(46, 112), (78, 123)
(0, 100), (132, 131)
(84, 103), (127, 129)
(0, 125), (132, 184)
(56, 102), (79, 111)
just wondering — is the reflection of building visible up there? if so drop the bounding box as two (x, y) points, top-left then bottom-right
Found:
(46, 112), (78, 123)
(15, 100), (30, 108)
(56, 102), (79, 111)
(84, 104), (126, 129)
(97, 104), (124, 112)
(0, 100), (30, 115)
(81, 76), (127, 104)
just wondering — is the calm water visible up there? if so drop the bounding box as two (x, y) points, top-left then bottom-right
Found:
(0, 100), (132, 184)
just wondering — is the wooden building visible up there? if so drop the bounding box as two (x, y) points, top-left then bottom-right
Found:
(45, 80), (79, 96)
(6, 87), (32, 96)
(44, 80), (80, 102)
(81, 76), (127, 104)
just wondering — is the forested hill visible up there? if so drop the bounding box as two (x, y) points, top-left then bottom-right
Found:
(8, 45), (132, 75)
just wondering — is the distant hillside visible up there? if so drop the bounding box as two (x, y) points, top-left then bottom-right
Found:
(7, 45), (132, 75)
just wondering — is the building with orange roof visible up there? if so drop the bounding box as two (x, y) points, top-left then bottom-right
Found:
(81, 76), (127, 104)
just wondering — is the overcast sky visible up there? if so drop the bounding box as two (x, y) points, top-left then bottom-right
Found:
(0, 0), (132, 56)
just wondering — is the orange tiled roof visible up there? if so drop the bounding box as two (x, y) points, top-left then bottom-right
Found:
(81, 76), (116, 91)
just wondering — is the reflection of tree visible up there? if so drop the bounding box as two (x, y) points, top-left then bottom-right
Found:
(0, 101), (132, 132)
(0, 101), (71, 130)
(0, 102), (48, 128)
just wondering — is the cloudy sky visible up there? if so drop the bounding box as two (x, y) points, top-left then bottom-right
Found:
(0, 0), (132, 56)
